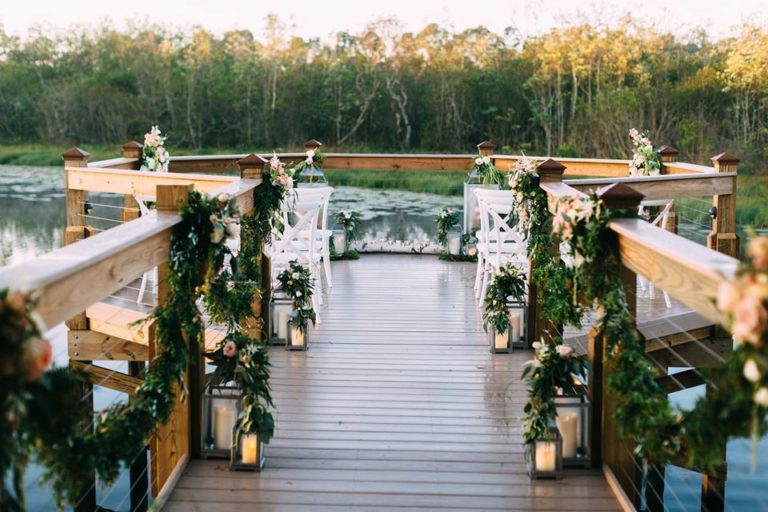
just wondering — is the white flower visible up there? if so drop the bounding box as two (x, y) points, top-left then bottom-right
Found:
(305, 157), (313, 165)
(475, 157), (483, 166)
(556, 345), (574, 358)
(296, 291), (302, 297)
(755, 387), (768, 406)
(744, 359), (760, 382)
(482, 156), (491, 165)
(306, 149), (316, 158)
(217, 193), (230, 203)
(292, 272), (300, 279)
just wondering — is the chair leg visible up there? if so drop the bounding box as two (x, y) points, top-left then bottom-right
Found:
(322, 253), (333, 289)
(474, 254), (484, 295)
(479, 265), (491, 304)
(138, 273), (148, 304)
(663, 291), (672, 309)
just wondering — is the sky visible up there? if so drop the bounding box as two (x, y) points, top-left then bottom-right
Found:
(0, 0), (766, 40)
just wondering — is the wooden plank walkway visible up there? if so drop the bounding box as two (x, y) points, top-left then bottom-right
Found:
(166, 254), (620, 511)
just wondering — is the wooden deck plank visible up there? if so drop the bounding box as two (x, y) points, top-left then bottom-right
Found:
(166, 255), (620, 511)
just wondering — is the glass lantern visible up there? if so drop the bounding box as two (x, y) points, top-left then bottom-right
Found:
(297, 163), (327, 187)
(201, 382), (242, 459)
(463, 169), (499, 235)
(489, 300), (527, 354)
(527, 424), (563, 480)
(270, 292), (294, 345)
(287, 311), (308, 351)
(554, 384), (591, 468)
(230, 424), (265, 471)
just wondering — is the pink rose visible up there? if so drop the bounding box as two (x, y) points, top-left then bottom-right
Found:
(556, 345), (574, 358)
(241, 354), (251, 365)
(223, 341), (237, 358)
(731, 295), (767, 345)
(716, 281), (741, 313)
(25, 337), (52, 381)
(748, 237), (768, 270)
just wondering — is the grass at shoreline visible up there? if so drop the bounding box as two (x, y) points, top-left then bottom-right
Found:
(3, 144), (766, 227)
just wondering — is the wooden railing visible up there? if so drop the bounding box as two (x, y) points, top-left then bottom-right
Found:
(0, 149), (268, 510)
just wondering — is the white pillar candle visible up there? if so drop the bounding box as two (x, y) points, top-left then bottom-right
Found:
(509, 312), (521, 343)
(333, 233), (346, 254)
(494, 330), (508, 350)
(240, 434), (258, 464)
(535, 440), (557, 472)
(557, 414), (578, 458)
(291, 326), (305, 347)
(448, 234), (461, 255)
(277, 311), (290, 340)
(213, 404), (236, 450)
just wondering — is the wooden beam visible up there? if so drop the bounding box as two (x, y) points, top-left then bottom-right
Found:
(86, 302), (153, 344)
(655, 369), (706, 393)
(70, 360), (142, 396)
(68, 329), (150, 361)
(565, 173), (735, 200)
(647, 338), (732, 369)
(66, 167), (238, 196)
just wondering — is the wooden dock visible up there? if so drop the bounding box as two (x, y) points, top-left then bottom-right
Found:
(165, 255), (621, 511)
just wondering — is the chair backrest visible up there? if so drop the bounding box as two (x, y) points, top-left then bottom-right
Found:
(639, 199), (674, 230)
(270, 199), (323, 264)
(483, 199), (526, 268)
(284, 187), (334, 231)
(133, 194), (153, 216)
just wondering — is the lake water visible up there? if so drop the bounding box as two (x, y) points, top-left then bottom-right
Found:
(2, 164), (768, 511)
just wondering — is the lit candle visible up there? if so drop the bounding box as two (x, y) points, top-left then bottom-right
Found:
(291, 326), (305, 347)
(240, 434), (258, 464)
(509, 312), (521, 343)
(213, 404), (236, 450)
(277, 311), (290, 340)
(557, 414), (578, 458)
(333, 232), (346, 254)
(448, 233), (461, 255)
(535, 440), (557, 472)
(494, 329), (508, 350)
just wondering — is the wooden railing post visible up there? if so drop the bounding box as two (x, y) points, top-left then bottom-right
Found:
(237, 154), (268, 341)
(707, 152), (739, 258)
(61, 147), (97, 512)
(595, 183), (645, 508)
(476, 139), (495, 157)
(658, 145), (679, 175)
(527, 158), (566, 347)
(151, 185), (192, 495)
(121, 141), (143, 222)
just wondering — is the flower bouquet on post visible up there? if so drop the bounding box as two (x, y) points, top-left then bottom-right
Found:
(141, 125), (171, 172)
(331, 210), (361, 260)
(627, 128), (661, 177)
(472, 152), (503, 186)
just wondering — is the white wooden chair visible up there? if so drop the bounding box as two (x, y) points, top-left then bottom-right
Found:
(268, 199), (323, 322)
(477, 197), (528, 302)
(638, 199), (674, 308)
(285, 187), (334, 288)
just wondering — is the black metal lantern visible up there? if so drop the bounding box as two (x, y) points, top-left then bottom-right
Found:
(554, 385), (591, 468)
(287, 311), (308, 351)
(527, 424), (564, 480)
(270, 292), (294, 345)
(201, 382), (242, 459)
(489, 299), (527, 353)
(230, 422), (265, 471)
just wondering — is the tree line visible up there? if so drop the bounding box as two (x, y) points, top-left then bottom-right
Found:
(0, 16), (766, 171)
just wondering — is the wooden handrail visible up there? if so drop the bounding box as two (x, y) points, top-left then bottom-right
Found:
(564, 172), (736, 200)
(0, 178), (259, 328)
(66, 166), (238, 195)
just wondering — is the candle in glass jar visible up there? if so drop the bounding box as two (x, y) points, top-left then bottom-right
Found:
(277, 311), (290, 339)
(494, 330), (508, 350)
(509, 312), (521, 342)
(240, 434), (258, 464)
(291, 326), (305, 347)
(535, 440), (557, 472)
(213, 404), (236, 450)
(447, 233), (461, 255)
(557, 414), (578, 458)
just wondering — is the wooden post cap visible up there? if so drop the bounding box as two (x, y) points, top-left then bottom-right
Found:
(121, 140), (143, 159)
(711, 152), (740, 165)
(536, 158), (566, 182)
(596, 182), (645, 211)
(657, 145), (679, 159)
(304, 139), (323, 150)
(237, 153), (268, 180)
(61, 147), (91, 161)
(476, 140), (496, 150)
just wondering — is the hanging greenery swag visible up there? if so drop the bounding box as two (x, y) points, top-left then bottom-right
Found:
(276, 261), (316, 333)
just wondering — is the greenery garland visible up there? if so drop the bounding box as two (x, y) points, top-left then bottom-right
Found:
(276, 261), (316, 333)
(435, 207), (461, 247)
(482, 262), (527, 334)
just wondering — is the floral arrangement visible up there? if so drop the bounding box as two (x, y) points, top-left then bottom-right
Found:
(141, 125), (170, 172)
(276, 261), (316, 333)
(268, 153), (294, 192)
(335, 210), (361, 247)
(507, 156), (539, 231)
(522, 338), (588, 443)
(628, 128), (661, 177)
(209, 192), (241, 246)
(471, 152), (503, 186)
(435, 207), (461, 247)
(292, 147), (326, 175)
(482, 261), (527, 334)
